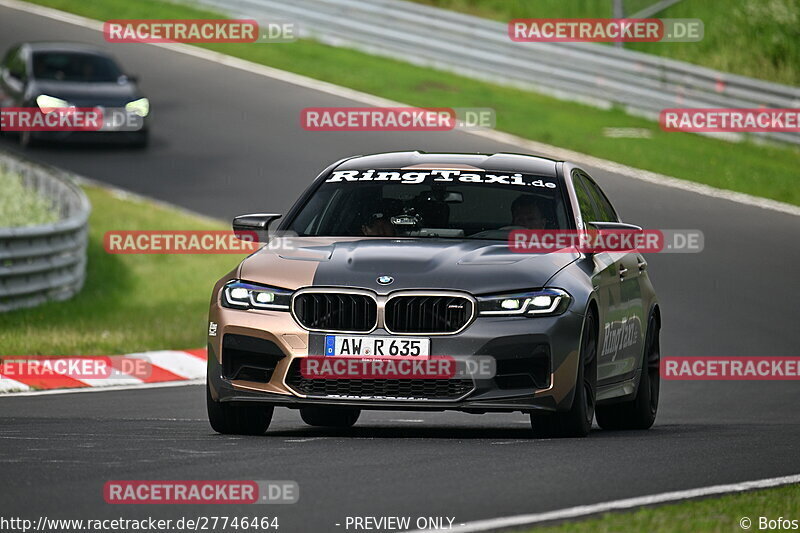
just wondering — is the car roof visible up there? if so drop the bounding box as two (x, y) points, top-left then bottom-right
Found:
(21, 42), (113, 56)
(334, 151), (560, 177)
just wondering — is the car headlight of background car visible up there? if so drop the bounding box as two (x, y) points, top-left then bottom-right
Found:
(36, 94), (71, 113)
(125, 97), (149, 117)
(477, 288), (571, 316)
(221, 280), (292, 311)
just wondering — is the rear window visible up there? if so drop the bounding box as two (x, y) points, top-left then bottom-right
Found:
(287, 168), (569, 240)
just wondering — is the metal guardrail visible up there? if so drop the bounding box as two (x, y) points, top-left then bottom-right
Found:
(195, 0), (800, 145)
(0, 152), (90, 312)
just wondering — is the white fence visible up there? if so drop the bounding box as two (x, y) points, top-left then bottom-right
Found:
(196, 0), (800, 145)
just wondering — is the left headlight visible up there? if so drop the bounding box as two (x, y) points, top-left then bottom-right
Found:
(125, 97), (149, 117)
(36, 94), (70, 113)
(477, 288), (571, 316)
(221, 280), (292, 311)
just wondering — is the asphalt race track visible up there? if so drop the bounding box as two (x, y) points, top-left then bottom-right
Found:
(2, 5), (800, 531)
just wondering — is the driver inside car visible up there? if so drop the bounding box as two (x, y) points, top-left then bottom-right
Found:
(361, 213), (397, 236)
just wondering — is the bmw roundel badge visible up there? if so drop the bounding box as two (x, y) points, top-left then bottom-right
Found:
(377, 275), (394, 285)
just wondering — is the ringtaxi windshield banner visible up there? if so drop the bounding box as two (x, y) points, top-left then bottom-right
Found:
(325, 169), (558, 187)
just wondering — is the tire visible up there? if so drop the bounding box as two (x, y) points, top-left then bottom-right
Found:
(596, 313), (660, 430)
(531, 308), (598, 438)
(300, 406), (361, 428)
(206, 383), (273, 435)
(130, 130), (149, 149)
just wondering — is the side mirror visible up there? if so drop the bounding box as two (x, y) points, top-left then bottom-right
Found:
(122, 74), (139, 83)
(587, 221), (642, 231)
(232, 213), (282, 242)
(6, 70), (24, 83)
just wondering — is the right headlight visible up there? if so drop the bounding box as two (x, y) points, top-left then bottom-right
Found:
(221, 280), (292, 311)
(477, 288), (571, 316)
(125, 98), (150, 117)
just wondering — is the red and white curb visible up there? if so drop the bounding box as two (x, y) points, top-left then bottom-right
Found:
(0, 349), (207, 394)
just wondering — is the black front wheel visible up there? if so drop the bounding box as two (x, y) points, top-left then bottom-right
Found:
(531, 308), (598, 438)
(19, 130), (40, 149)
(206, 383), (273, 435)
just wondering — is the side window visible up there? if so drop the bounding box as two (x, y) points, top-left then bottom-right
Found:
(571, 171), (600, 224)
(582, 174), (618, 222)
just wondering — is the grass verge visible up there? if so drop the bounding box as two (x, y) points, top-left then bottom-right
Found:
(523, 483), (800, 533)
(23, 0), (800, 206)
(0, 184), (239, 355)
(410, 0), (800, 86)
(0, 169), (58, 227)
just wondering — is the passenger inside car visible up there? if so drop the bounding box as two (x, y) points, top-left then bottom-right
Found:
(510, 195), (551, 229)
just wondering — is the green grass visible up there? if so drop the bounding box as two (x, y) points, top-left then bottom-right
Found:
(409, 0), (653, 19)
(22, 0), (800, 206)
(525, 483), (800, 533)
(0, 169), (58, 227)
(0, 185), (239, 355)
(410, 0), (800, 86)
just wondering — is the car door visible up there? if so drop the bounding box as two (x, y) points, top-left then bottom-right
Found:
(577, 172), (647, 384)
(570, 170), (618, 385)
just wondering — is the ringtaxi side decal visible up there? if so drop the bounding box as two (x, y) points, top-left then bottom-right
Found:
(600, 315), (641, 359)
(326, 169), (557, 188)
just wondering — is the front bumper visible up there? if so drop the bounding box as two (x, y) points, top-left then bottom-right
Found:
(28, 128), (148, 144)
(207, 304), (585, 414)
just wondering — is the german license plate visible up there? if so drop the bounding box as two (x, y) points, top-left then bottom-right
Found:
(325, 335), (430, 357)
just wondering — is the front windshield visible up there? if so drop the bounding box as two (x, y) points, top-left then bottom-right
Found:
(288, 168), (570, 239)
(32, 52), (123, 82)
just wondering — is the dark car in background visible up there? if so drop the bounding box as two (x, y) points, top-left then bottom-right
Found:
(0, 41), (149, 147)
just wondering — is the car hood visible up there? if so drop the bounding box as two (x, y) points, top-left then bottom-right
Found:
(31, 80), (140, 105)
(239, 237), (579, 295)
